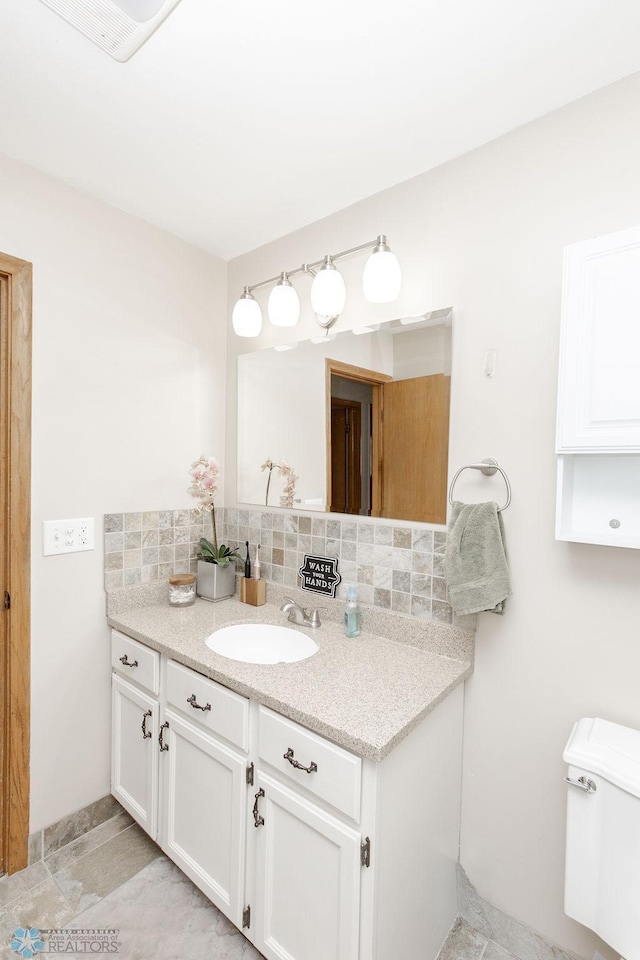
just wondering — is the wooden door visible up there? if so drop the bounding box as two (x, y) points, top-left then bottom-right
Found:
(160, 709), (247, 928)
(111, 675), (159, 840)
(381, 374), (451, 523)
(252, 771), (361, 960)
(330, 400), (362, 514)
(0, 253), (31, 874)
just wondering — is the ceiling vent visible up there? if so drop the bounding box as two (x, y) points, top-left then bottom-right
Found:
(38, 0), (183, 62)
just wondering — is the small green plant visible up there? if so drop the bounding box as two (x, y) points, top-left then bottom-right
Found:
(197, 538), (240, 567)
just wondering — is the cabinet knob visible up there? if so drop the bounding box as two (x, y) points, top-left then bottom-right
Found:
(119, 654), (138, 668)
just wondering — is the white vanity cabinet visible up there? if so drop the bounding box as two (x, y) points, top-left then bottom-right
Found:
(111, 633), (250, 928)
(249, 707), (364, 960)
(111, 632), (160, 838)
(111, 628), (464, 960)
(556, 224), (640, 547)
(159, 660), (250, 927)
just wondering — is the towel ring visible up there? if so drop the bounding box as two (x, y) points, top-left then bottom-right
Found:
(448, 458), (511, 512)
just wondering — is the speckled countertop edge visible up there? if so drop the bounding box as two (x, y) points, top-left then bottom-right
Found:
(107, 583), (473, 762)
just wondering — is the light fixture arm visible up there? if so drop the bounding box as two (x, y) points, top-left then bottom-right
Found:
(245, 236), (386, 294)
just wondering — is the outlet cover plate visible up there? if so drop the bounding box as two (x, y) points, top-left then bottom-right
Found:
(43, 518), (95, 556)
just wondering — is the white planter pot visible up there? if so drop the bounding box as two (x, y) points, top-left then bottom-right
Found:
(196, 560), (236, 602)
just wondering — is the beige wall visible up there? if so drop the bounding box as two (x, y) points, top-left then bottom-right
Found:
(227, 72), (640, 956)
(0, 152), (228, 832)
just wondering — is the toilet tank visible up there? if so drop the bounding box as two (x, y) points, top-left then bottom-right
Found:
(564, 717), (640, 960)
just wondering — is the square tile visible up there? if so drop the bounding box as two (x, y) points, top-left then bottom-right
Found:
(374, 525), (393, 545)
(104, 514), (123, 533)
(104, 532), (123, 553)
(393, 527), (412, 549)
(124, 512), (142, 531)
(357, 523), (374, 543)
(142, 529), (159, 547)
(124, 530), (141, 550)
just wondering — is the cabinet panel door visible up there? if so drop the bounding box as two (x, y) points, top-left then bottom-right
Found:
(252, 772), (361, 960)
(160, 709), (247, 929)
(557, 224), (640, 451)
(111, 675), (158, 839)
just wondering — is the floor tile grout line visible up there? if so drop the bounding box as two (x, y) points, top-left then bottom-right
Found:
(44, 818), (137, 876)
(0, 861), (53, 913)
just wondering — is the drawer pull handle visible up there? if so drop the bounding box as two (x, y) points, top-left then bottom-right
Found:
(119, 654), (138, 668)
(141, 709), (152, 740)
(159, 721), (169, 752)
(283, 747), (318, 774)
(187, 694), (211, 712)
(253, 788), (265, 827)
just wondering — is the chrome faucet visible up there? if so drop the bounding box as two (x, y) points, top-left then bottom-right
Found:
(280, 597), (322, 628)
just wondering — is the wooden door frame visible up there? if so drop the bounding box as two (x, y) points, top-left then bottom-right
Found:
(0, 252), (32, 874)
(325, 359), (391, 517)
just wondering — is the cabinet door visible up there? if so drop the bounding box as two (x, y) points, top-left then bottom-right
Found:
(252, 771), (361, 960)
(557, 224), (640, 451)
(111, 674), (159, 839)
(160, 709), (247, 929)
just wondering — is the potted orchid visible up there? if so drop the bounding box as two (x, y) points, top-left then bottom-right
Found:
(188, 455), (239, 601)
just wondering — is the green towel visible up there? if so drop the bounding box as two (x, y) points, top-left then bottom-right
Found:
(445, 501), (511, 616)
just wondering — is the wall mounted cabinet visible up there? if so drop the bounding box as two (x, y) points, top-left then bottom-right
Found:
(111, 629), (463, 960)
(556, 224), (640, 547)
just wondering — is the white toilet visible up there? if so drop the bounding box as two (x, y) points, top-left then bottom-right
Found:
(564, 717), (640, 960)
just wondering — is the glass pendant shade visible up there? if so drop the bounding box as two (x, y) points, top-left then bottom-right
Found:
(268, 274), (300, 327)
(311, 258), (346, 316)
(362, 236), (402, 303)
(232, 289), (262, 338)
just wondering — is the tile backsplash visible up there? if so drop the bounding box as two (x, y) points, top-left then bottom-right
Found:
(104, 507), (455, 625)
(103, 508), (221, 591)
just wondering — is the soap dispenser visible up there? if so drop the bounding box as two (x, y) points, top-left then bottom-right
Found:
(344, 584), (361, 638)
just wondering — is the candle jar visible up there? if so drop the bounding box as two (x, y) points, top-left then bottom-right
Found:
(168, 573), (196, 607)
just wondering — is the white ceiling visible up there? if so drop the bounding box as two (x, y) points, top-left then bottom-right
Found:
(3, 0), (640, 260)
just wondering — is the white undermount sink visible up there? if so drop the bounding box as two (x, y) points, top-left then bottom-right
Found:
(205, 623), (318, 665)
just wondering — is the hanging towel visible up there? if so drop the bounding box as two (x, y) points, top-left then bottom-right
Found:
(444, 501), (511, 616)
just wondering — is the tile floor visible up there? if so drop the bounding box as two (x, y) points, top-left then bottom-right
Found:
(0, 811), (262, 959)
(0, 809), (517, 960)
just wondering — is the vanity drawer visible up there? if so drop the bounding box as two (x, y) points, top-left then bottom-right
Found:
(166, 660), (249, 752)
(111, 630), (159, 695)
(258, 706), (361, 820)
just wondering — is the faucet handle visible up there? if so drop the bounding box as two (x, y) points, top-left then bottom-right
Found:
(308, 608), (323, 628)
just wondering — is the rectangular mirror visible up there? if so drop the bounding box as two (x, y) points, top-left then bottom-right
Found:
(237, 309), (452, 524)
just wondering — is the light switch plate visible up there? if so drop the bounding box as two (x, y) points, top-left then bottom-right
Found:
(43, 518), (94, 556)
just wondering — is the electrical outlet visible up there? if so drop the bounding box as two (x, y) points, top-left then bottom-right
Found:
(43, 518), (95, 556)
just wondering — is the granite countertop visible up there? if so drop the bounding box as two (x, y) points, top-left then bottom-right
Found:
(107, 583), (473, 762)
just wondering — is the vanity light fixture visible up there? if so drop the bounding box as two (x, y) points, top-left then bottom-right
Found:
(268, 273), (300, 328)
(231, 234), (401, 338)
(232, 287), (263, 338)
(310, 256), (347, 318)
(362, 235), (402, 303)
